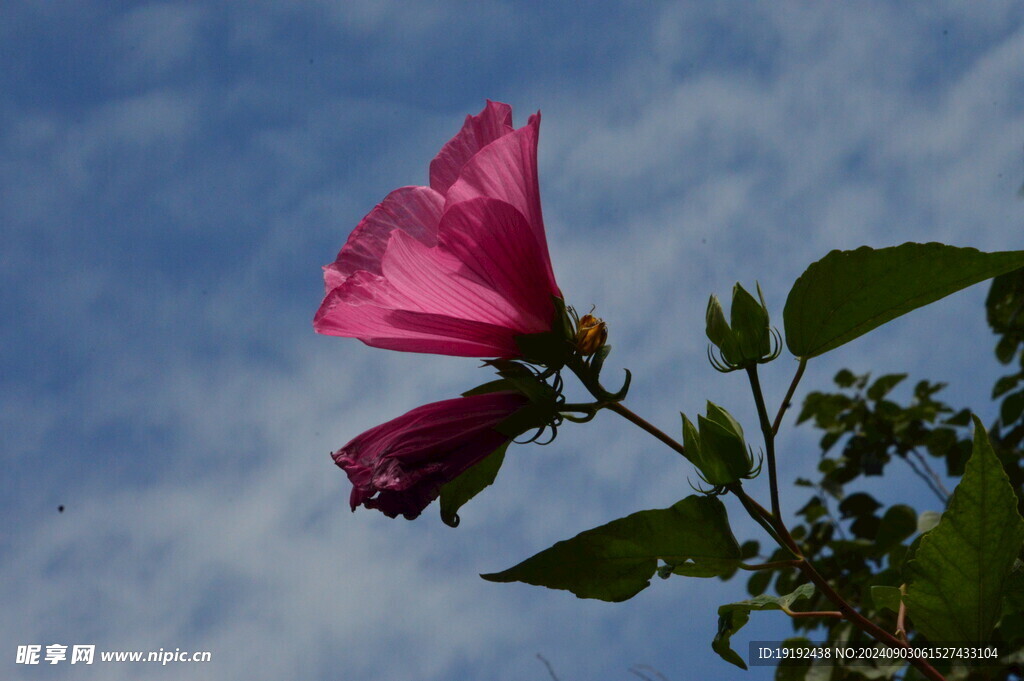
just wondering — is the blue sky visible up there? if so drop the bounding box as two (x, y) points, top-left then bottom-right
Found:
(4, 2), (1024, 679)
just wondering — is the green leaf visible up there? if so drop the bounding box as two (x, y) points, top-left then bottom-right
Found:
(867, 373), (907, 401)
(438, 442), (508, 527)
(713, 584), (815, 669)
(838, 492), (881, 519)
(993, 374), (1021, 399)
(870, 585), (902, 614)
(996, 335), (1019, 364)
(874, 504), (917, 552)
(1001, 390), (1024, 425)
(904, 415), (1024, 643)
(747, 569), (772, 596)
(784, 243), (1024, 358)
(481, 496), (742, 602)
(834, 369), (858, 388)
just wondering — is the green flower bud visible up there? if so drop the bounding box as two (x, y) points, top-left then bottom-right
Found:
(730, 283), (771, 361)
(705, 282), (780, 372)
(681, 401), (760, 489)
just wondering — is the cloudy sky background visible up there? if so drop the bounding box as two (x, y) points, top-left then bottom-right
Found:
(4, 2), (1024, 679)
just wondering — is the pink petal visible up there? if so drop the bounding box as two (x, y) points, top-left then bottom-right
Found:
(437, 197), (559, 332)
(334, 391), (527, 518)
(429, 100), (514, 195)
(443, 112), (558, 291)
(380, 230), (524, 327)
(313, 280), (521, 357)
(323, 185), (444, 293)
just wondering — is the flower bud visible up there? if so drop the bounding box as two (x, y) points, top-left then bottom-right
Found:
(705, 282), (779, 371)
(730, 283), (771, 361)
(681, 402), (759, 488)
(574, 314), (608, 356)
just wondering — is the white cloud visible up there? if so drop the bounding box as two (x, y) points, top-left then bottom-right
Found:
(112, 3), (207, 80)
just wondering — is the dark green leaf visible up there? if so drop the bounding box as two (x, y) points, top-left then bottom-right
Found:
(713, 584), (816, 669)
(944, 408), (972, 427)
(784, 243), (1024, 358)
(874, 504), (917, 552)
(1001, 390), (1024, 425)
(747, 569), (772, 596)
(904, 416), (1024, 642)
(924, 428), (957, 458)
(740, 540), (760, 560)
(999, 569), (1024, 643)
(834, 369), (858, 388)
(439, 442), (508, 527)
(838, 492), (881, 519)
(481, 496), (742, 602)
(993, 374), (1022, 399)
(996, 335), (1019, 365)
(987, 268), (1024, 332)
(867, 374), (907, 402)
(870, 585), (902, 614)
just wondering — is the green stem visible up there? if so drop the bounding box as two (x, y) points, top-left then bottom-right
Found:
(738, 560), (802, 571)
(797, 561), (945, 681)
(581, 366), (944, 679)
(781, 607), (843, 619)
(728, 483), (801, 558)
(604, 402), (687, 458)
(746, 366), (784, 523)
(772, 357), (807, 436)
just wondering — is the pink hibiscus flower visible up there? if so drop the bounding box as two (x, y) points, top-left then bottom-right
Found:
(335, 391), (528, 519)
(314, 100), (562, 358)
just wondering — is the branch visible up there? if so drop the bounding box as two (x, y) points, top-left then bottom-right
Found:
(772, 357), (807, 436)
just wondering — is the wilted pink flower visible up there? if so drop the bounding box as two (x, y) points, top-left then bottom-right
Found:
(314, 100), (562, 358)
(335, 391), (528, 519)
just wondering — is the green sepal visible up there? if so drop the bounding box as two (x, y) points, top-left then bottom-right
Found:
(552, 296), (575, 343)
(697, 414), (749, 485)
(705, 400), (746, 440)
(590, 344), (612, 375)
(495, 403), (557, 439)
(706, 294), (740, 362)
(731, 282), (771, 361)
(461, 379), (516, 397)
(513, 296), (575, 367)
(484, 360), (558, 405)
(438, 442), (509, 527)
(680, 414), (703, 468)
(513, 330), (570, 369)
(682, 402), (756, 487)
